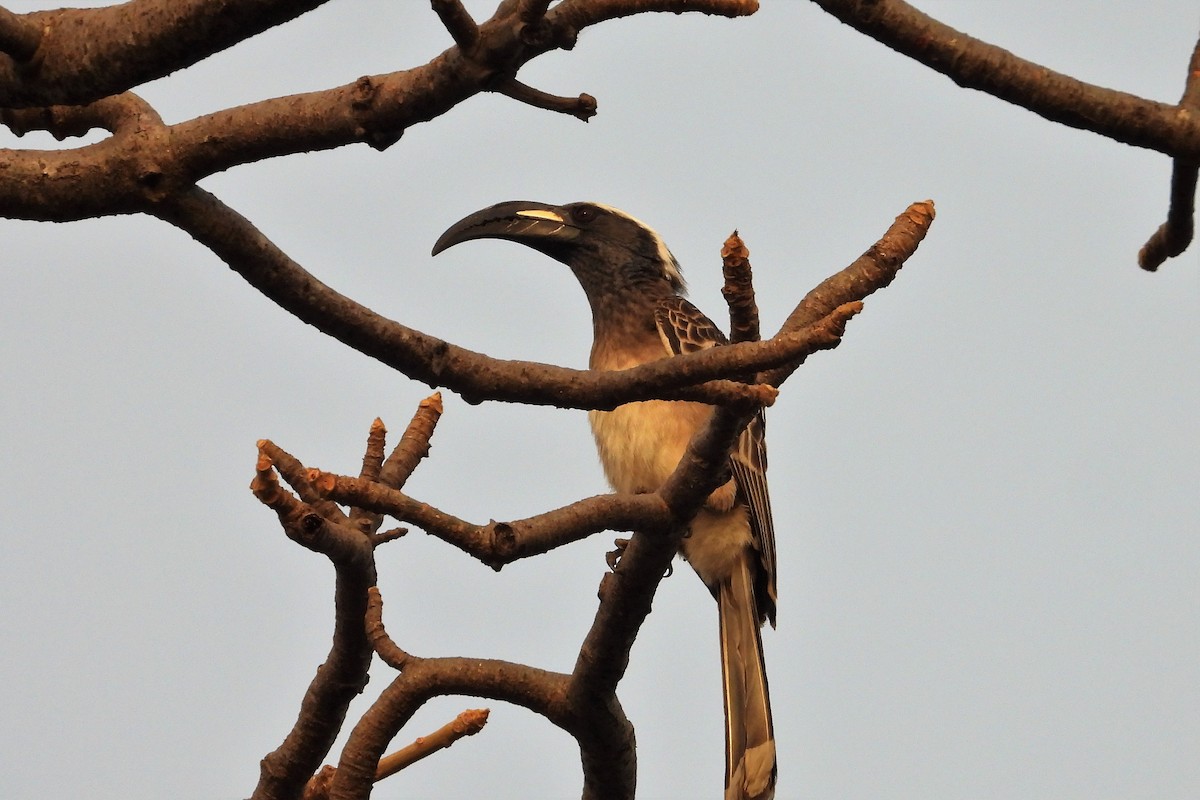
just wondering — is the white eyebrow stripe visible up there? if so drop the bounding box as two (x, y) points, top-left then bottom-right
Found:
(517, 209), (565, 222)
(594, 202), (686, 292)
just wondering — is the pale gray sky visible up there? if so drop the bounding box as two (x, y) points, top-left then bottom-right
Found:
(2, 2), (1197, 798)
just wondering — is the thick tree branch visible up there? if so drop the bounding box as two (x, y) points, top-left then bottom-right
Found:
(810, 0), (1200, 160)
(2, 0), (757, 219)
(0, 0), (334, 108)
(565, 399), (762, 799)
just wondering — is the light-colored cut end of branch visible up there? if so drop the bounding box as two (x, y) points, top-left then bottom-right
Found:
(306, 468), (337, 494)
(906, 199), (936, 225)
(421, 392), (444, 414)
(721, 229), (748, 262)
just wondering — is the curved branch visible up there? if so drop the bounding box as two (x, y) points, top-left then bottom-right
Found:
(330, 618), (569, 800)
(1139, 34), (1200, 270)
(148, 188), (820, 410)
(810, 0), (1200, 159)
(1139, 160), (1198, 270)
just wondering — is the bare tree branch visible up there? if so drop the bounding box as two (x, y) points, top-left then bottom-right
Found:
(721, 230), (761, 345)
(810, 0), (1200, 160)
(766, 199), (935, 387)
(239, 201), (931, 799)
(329, 589), (570, 800)
(318, 472), (671, 568)
(358, 418), (388, 484)
(0, 0), (335, 108)
(148, 188), (825, 411)
(1139, 161), (1199, 270)
(249, 449), (377, 800)
(377, 393), (444, 490)
(2, 0), (758, 218)
(1139, 34), (1200, 270)
(553, 0), (758, 31)
(258, 440), (347, 523)
(374, 708), (490, 782)
(492, 75), (598, 121)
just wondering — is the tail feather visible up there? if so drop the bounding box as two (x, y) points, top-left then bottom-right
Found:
(718, 557), (776, 800)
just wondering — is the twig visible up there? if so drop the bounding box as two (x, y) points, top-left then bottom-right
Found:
(551, 0), (758, 30)
(1138, 34), (1200, 271)
(377, 392), (443, 490)
(257, 439), (346, 522)
(375, 708), (490, 781)
(721, 230), (760, 344)
(1138, 162), (1198, 271)
(493, 75), (597, 121)
(358, 418), (387, 482)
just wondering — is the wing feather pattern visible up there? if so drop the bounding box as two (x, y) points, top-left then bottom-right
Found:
(654, 296), (778, 626)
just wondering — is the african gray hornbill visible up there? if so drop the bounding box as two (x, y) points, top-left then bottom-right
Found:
(432, 201), (777, 800)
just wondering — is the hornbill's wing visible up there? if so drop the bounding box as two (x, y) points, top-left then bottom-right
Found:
(654, 296), (777, 625)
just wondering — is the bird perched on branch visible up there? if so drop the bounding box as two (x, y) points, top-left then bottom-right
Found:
(433, 201), (777, 800)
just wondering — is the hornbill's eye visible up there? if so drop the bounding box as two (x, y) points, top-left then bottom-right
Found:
(572, 205), (598, 224)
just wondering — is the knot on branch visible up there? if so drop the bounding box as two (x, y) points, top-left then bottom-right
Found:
(350, 75), (403, 151)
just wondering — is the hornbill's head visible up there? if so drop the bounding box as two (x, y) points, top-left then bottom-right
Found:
(431, 201), (686, 303)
